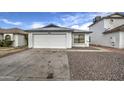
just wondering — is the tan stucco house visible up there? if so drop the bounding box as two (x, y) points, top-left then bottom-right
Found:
(0, 28), (27, 47)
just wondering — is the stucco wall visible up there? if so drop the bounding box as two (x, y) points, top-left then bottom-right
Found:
(66, 32), (72, 48)
(119, 31), (124, 48)
(89, 20), (106, 45)
(28, 32), (33, 48)
(104, 19), (124, 30)
(0, 34), (3, 40)
(14, 34), (26, 47)
(104, 32), (120, 48)
(89, 18), (124, 48)
(17, 34), (26, 46)
(103, 31), (124, 49)
(13, 34), (18, 47)
(85, 34), (90, 47)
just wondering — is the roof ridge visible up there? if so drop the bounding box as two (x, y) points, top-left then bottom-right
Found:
(43, 24), (60, 28)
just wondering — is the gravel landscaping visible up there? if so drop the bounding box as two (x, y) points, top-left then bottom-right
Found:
(67, 51), (124, 80)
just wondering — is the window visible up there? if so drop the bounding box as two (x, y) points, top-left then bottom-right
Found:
(74, 34), (85, 43)
(110, 19), (114, 22)
(89, 36), (91, 42)
(110, 19), (114, 24)
(5, 35), (11, 41)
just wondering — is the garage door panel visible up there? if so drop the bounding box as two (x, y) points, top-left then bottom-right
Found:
(33, 34), (66, 48)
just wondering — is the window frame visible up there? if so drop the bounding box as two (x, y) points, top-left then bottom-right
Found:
(74, 34), (85, 44)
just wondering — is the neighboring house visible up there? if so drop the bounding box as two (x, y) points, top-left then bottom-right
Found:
(0, 28), (27, 47)
(26, 24), (92, 48)
(89, 13), (124, 49)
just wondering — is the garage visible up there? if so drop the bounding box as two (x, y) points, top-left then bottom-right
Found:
(26, 24), (91, 48)
(33, 34), (67, 48)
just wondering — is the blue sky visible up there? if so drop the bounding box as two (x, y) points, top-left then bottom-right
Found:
(0, 12), (113, 30)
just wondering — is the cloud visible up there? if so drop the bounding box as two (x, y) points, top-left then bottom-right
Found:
(61, 14), (86, 26)
(28, 12), (114, 30)
(29, 12), (113, 30)
(61, 12), (113, 27)
(0, 19), (22, 25)
(61, 12), (113, 30)
(30, 22), (45, 28)
(71, 22), (92, 30)
(89, 12), (113, 19)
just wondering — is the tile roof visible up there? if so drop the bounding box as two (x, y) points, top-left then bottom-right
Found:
(26, 24), (73, 32)
(103, 24), (124, 34)
(26, 24), (92, 33)
(89, 13), (124, 27)
(0, 28), (28, 35)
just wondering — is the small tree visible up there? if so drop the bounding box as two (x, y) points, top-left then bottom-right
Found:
(0, 35), (13, 47)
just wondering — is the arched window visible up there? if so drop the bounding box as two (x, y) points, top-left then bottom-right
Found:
(5, 35), (11, 40)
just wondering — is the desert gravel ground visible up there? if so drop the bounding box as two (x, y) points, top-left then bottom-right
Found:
(67, 51), (124, 80)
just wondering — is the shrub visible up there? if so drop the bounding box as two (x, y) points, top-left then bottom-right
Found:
(0, 40), (3, 47)
(25, 34), (28, 46)
(0, 39), (13, 47)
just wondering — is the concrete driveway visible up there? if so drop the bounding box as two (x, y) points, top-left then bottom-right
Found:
(0, 49), (70, 81)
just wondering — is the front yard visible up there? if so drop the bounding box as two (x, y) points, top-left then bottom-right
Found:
(67, 51), (124, 80)
(0, 47), (28, 58)
(0, 46), (124, 80)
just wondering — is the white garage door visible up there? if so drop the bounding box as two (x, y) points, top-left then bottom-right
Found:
(33, 34), (67, 48)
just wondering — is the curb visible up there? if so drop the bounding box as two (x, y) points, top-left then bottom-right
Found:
(0, 48), (29, 58)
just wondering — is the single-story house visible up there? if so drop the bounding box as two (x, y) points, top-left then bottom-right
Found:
(26, 24), (92, 48)
(0, 28), (27, 47)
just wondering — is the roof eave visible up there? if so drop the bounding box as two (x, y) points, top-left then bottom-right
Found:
(103, 30), (120, 34)
(73, 31), (92, 33)
(89, 17), (124, 27)
(25, 30), (73, 32)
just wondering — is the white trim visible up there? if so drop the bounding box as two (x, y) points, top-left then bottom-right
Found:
(28, 32), (90, 48)
(28, 32), (33, 48)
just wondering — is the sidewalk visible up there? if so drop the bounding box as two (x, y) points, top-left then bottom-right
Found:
(91, 46), (124, 54)
(67, 46), (110, 52)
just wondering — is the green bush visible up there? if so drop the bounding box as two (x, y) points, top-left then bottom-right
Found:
(25, 34), (28, 46)
(0, 39), (13, 47)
